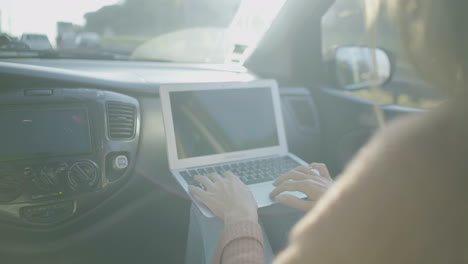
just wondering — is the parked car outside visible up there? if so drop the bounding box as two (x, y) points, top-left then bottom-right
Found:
(20, 33), (53, 51)
(0, 34), (30, 51)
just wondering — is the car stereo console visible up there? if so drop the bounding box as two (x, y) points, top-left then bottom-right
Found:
(0, 88), (140, 225)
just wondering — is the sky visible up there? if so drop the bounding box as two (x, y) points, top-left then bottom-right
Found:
(0, 0), (121, 43)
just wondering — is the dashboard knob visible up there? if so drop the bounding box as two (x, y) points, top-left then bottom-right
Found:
(67, 161), (98, 191)
(28, 163), (68, 192)
(0, 165), (23, 202)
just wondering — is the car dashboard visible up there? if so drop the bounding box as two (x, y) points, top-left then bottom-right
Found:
(0, 87), (139, 226)
(0, 59), (322, 229)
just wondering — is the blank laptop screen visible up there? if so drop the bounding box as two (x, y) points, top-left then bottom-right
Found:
(170, 87), (279, 159)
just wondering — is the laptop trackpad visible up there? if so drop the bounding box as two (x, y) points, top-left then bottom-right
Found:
(250, 182), (307, 208)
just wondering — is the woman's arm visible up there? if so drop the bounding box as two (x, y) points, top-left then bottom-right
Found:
(189, 172), (264, 264)
(274, 114), (465, 264)
(189, 165), (334, 264)
(210, 220), (264, 264)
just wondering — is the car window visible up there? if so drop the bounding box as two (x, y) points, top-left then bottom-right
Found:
(322, 0), (445, 108)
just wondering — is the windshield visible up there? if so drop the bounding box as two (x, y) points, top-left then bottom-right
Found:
(0, 0), (287, 64)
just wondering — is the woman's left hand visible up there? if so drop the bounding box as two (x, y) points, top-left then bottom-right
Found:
(189, 171), (258, 225)
(270, 163), (334, 212)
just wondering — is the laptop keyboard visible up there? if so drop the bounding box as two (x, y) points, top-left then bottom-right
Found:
(180, 156), (301, 189)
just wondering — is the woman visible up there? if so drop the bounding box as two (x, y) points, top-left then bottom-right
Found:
(189, 0), (468, 263)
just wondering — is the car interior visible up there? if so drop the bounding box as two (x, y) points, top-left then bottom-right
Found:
(0, 0), (438, 263)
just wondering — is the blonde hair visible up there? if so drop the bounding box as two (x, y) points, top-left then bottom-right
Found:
(367, 0), (468, 95)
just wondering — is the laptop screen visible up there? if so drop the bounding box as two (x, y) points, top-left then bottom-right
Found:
(170, 87), (280, 159)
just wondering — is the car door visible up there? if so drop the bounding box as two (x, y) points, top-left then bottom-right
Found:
(310, 86), (425, 176)
(311, 0), (443, 176)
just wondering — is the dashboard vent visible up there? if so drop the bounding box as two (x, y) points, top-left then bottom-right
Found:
(106, 102), (136, 140)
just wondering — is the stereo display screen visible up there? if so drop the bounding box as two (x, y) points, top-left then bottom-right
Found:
(0, 108), (92, 157)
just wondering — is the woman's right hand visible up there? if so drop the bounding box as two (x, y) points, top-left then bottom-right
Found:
(189, 171), (258, 225)
(270, 163), (334, 212)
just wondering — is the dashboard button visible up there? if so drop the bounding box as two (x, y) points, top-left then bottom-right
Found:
(0, 165), (23, 202)
(21, 200), (75, 224)
(113, 155), (128, 170)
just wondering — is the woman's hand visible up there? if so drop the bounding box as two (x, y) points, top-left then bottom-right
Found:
(189, 171), (258, 225)
(270, 163), (334, 212)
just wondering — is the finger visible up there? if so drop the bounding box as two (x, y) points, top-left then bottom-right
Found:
(306, 175), (331, 187)
(223, 171), (236, 181)
(294, 165), (314, 175)
(207, 173), (223, 183)
(273, 170), (310, 186)
(194, 175), (215, 191)
(276, 194), (311, 212)
(303, 180), (330, 199)
(188, 185), (209, 200)
(295, 165), (321, 177)
(270, 180), (314, 198)
(310, 163), (332, 180)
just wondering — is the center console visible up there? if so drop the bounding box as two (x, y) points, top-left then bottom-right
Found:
(0, 88), (140, 226)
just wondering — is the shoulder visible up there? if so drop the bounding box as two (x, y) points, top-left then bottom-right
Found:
(277, 101), (467, 263)
(344, 100), (468, 186)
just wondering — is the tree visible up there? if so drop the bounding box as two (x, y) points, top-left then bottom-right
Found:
(84, 0), (240, 37)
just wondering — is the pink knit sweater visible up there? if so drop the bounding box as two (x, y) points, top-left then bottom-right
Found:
(211, 101), (467, 264)
(211, 220), (264, 264)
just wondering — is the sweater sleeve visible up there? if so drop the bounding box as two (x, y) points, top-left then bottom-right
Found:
(274, 112), (466, 264)
(211, 220), (264, 264)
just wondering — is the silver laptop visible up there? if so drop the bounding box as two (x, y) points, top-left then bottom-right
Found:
(160, 80), (307, 217)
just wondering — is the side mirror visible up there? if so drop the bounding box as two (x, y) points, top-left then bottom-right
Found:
(332, 46), (392, 90)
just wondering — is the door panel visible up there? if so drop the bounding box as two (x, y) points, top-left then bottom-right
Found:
(310, 87), (423, 177)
